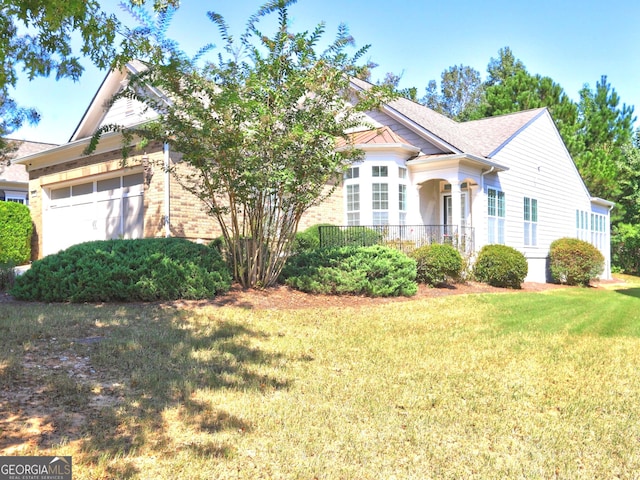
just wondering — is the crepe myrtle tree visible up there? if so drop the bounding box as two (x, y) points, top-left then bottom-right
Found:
(88, 0), (395, 288)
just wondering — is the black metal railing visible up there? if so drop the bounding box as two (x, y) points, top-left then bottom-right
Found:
(318, 225), (475, 254)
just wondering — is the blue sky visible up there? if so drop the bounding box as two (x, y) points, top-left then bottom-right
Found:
(10, 0), (640, 144)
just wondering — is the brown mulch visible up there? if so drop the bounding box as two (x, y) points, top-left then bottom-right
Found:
(158, 280), (571, 311)
(0, 280), (597, 310)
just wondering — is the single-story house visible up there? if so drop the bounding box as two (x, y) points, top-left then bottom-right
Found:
(1, 140), (56, 204)
(14, 64), (613, 282)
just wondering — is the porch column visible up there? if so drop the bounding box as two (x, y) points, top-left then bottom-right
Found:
(450, 181), (462, 236)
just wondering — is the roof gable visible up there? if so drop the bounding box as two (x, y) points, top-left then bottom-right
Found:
(70, 60), (160, 142)
(349, 77), (548, 159)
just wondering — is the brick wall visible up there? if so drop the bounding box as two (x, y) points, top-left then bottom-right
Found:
(27, 142), (345, 258)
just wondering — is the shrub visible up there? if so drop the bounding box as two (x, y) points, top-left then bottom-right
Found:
(549, 237), (604, 286)
(611, 223), (640, 275)
(410, 243), (463, 286)
(11, 238), (232, 302)
(316, 225), (383, 248)
(292, 223), (336, 254)
(0, 262), (15, 292)
(282, 245), (417, 297)
(473, 244), (528, 289)
(0, 202), (32, 265)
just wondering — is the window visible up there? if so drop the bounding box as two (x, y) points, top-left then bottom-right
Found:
(524, 197), (538, 246)
(576, 209), (590, 241)
(4, 191), (27, 204)
(591, 212), (606, 250)
(346, 184), (360, 226)
(398, 167), (407, 179)
(399, 184), (407, 225)
(372, 183), (389, 225)
(372, 166), (388, 177)
(344, 167), (359, 180)
(488, 188), (505, 244)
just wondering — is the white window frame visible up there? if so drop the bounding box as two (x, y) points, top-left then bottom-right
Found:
(488, 187), (505, 244)
(346, 184), (360, 226)
(524, 197), (538, 246)
(4, 191), (27, 204)
(372, 182), (389, 225)
(398, 184), (407, 226)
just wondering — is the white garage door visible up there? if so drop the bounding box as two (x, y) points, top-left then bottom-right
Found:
(44, 172), (144, 256)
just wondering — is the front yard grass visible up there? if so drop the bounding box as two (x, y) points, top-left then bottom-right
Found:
(1, 278), (640, 478)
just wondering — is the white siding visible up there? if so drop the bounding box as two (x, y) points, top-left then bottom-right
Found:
(99, 96), (158, 130)
(485, 112), (610, 281)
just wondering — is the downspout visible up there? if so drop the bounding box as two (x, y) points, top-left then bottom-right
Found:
(480, 166), (495, 192)
(164, 142), (171, 237)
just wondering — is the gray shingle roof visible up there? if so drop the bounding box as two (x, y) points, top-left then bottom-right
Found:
(350, 77), (547, 158)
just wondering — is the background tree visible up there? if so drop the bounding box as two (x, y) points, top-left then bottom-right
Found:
(0, 0), (178, 160)
(573, 76), (636, 206)
(91, 0), (394, 288)
(421, 64), (484, 120)
(485, 46), (526, 87)
(616, 133), (640, 225)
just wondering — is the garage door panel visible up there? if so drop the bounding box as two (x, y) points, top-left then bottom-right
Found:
(44, 174), (144, 255)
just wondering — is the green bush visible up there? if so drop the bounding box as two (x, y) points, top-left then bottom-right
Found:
(292, 223), (336, 254)
(282, 245), (417, 297)
(317, 225), (383, 248)
(0, 202), (32, 265)
(0, 262), (15, 292)
(611, 223), (640, 275)
(11, 238), (232, 302)
(410, 243), (463, 286)
(473, 244), (528, 289)
(549, 237), (604, 286)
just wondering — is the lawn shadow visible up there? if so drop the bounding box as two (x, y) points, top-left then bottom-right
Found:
(614, 287), (640, 299)
(0, 303), (291, 470)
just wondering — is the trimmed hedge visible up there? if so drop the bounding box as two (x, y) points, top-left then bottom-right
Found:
(292, 223), (335, 254)
(282, 245), (417, 297)
(549, 237), (604, 286)
(473, 244), (528, 289)
(11, 238), (232, 302)
(0, 201), (32, 265)
(410, 243), (463, 286)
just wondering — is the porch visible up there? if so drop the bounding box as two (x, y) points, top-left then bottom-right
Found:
(318, 225), (475, 255)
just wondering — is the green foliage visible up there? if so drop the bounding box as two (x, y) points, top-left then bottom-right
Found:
(320, 226), (383, 248)
(89, 1), (394, 289)
(421, 65), (484, 121)
(11, 238), (231, 302)
(473, 244), (528, 289)
(0, 201), (32, 265)
(0, 261), (15, 292)
(410, 243), (463, 286)
(282, 245), (417, 297)
(292, 224), (336, 255)
(0, 0), (178, 156)
(611, 223), (640, 274)
(573, 76), (636, 207)
(549, 237), (604, 286)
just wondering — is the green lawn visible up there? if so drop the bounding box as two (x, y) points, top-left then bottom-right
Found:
(1, 279), (640, 478)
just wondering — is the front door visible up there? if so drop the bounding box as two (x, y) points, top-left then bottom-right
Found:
(443, 193), (467, 232)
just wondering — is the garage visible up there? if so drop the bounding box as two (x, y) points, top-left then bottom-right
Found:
(44, 172), (144, 256)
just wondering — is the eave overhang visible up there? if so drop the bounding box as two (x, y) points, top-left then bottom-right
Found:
(407, 153), (509, 172)
(336, 142), (421, 156)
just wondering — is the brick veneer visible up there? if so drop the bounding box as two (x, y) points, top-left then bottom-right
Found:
(27, 143), (344, 259)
